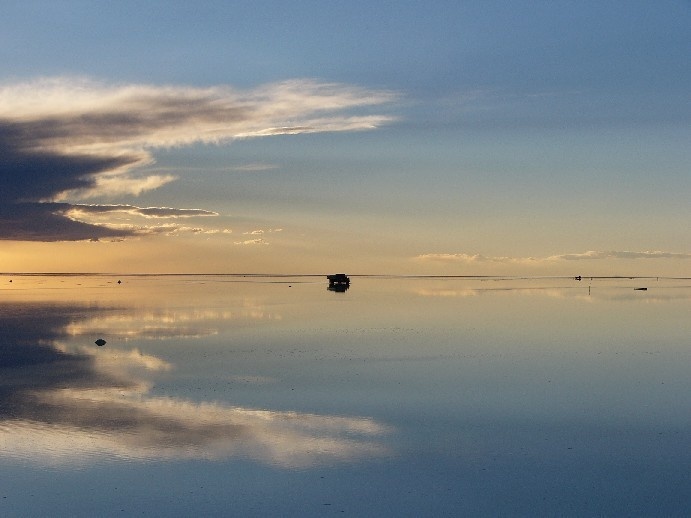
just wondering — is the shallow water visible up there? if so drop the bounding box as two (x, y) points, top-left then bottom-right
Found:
(1, 275), (690, 516)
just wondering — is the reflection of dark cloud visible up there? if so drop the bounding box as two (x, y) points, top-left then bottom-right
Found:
(0, 303), (134, 411)
(0, 301), (389, 467)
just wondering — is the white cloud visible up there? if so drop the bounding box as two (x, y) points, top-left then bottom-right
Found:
(416, 250), (691, 264)
(547, 250), (691, 261)
(415, 253), (534, 264)
(242, 228), (283, 236)
(67, 204), (218, 219)
(58, 172), (177, 200)
(227, 163), (279, 172)
(0, 77), (397, 155)
(0, 77), (397, 241)
(234, 238), (268, 246)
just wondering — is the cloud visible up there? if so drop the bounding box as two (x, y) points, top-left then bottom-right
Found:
(0, 202), (133, 242)
(0, 77), (397, 241)
(416, 250), (691, 264)
(40, 215), (231, 239)
(226, 162), (279, 172)
(415, 253), (530, 264)
(60, 172), (177, 199)
(547, 250), (691, 261)
(68, 204), (218, 219)
(234, 238), (269, 246)
(242, 228), (282, 236)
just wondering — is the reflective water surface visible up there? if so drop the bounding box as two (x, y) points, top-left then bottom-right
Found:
(1, 275), (690, 516)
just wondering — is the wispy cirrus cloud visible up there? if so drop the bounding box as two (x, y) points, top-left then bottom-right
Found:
(243, 228), (282, 235)
(234, 238), (269, 246)
(546, 250), (691, 261)
(416, 250), (691, 264)
(59, 171), (178, 200)
(0, 77), (397, 241)
(60, 205), (229, 238)
(416, 253), (520, 264)
(226, 162), (280, 172)
(68, 204), (218, 219)
(97, 223), (232, 238)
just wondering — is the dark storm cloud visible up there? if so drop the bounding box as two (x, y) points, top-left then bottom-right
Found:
(0, 124), (137, 201)
(0, 111), (210, 241)
(0, 123), (143, 240)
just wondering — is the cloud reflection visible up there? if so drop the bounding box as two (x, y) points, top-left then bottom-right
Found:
(63, 301), (283, 341)
(0, 302), (390, 467)
(414, 284), (691, 303)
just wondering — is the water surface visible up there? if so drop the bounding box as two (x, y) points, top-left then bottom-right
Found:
(1, 275), (689, 516)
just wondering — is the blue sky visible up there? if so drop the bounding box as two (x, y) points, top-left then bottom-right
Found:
(1, 1), (689, 274)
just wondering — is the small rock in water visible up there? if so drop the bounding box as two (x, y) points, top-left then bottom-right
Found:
(95, 338), (106, 346)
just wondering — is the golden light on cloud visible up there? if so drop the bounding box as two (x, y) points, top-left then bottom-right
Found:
(59, 172), (178, 200)
(0, 77), (398, 242)
(416, 250), (691, 264)
(235, 238), (269, 246)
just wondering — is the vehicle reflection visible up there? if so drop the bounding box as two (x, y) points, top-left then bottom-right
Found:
(327, 283), (350, 293)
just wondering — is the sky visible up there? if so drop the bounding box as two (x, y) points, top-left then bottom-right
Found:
(1, 0), (689, 275)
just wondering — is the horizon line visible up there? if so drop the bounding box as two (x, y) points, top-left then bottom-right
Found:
(1, 272), (690, 280)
